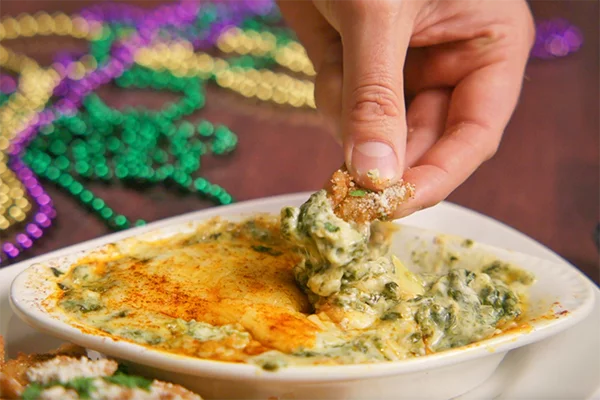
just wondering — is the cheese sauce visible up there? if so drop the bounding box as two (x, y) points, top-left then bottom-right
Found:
(48, 191), (534, 370)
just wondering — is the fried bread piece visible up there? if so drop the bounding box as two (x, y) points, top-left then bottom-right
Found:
(1, 343), (86, 389)
(328, 169), (415, 224)
(0, 336), (202, 399)
(1, 340), (87, 398)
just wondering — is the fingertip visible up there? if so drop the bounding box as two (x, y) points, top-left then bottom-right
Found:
(389, 165), (446, 219)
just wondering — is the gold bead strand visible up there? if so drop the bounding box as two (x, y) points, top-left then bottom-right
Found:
(0, 47), (60, 144)
(0, 11), (101, 231)
(0, 152), (31, 230)
(0, 12), (101, 41)
(216, 27), (316, 77)
(0, 12), (101, 144)
(273, 41), (316, 77)
(216, 27), (277, 57)
(136, 42), (316, 109)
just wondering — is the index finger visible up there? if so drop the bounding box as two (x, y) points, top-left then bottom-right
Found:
(394, 56), (530, 218)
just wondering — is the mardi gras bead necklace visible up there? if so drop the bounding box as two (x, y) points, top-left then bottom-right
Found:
(1, 1), (264, 261)
(0, 75), (17, 93)
(0, 12), (102, 41)
(22, 16), (238, 222)
(0, 12), (105, 238)
(0, 5), (203, 261)
(0, 64), (94, 261)
(0, 12), (102, 143)
(22, 64), (236, 225)
(135, 38), (316, 108)
(0, 50), (57, 237)
(216, 26), (315, 76)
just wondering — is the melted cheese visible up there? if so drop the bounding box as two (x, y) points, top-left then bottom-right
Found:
(49, 216), (319, 363)
(47, 194), (534, 370)
(280, 190), (534, 358)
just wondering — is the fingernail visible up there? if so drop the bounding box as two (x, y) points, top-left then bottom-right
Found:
(351, 141), (398, 182)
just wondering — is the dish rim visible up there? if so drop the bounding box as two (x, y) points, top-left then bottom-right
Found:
(9, 193), (597, 382)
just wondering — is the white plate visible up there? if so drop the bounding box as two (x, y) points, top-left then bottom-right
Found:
(9, 203), (594, 383)
(2, 193), (600, 399)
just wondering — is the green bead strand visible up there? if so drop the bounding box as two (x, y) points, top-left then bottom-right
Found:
(23, 29), (238, 230)
(19, 13), (304, 231)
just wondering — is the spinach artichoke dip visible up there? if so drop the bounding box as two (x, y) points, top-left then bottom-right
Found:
(47, 190), (534, 371)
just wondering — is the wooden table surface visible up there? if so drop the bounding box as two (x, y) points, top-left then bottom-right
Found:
(1, 0), (598, 284)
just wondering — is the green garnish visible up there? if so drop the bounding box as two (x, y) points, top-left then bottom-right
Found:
(293, 350), (319, 357)
(80, 304), (103, 313)
(64, 377), (95, 399)
(349, 189), (366, 197)
(50, 267), (63, 277)
(251, 245), (282, 256)
(261, 361), (280, 371)
(381, 312), (402, 321)
(57, 282), (69, 291)
(409, 332), (422, 343)
(324, 222), (339, 232)
(22, 377), (96, 400)
(21, 373), (153, 399)
(462, 239), (474, 248)
(252, 245), (271, 252)
(116, 363), (130, 375)
(382, 282), (399, 299)
(104, 373), (152, 391)
(113, 310), (128, 318)
(21, 383), (43, 400)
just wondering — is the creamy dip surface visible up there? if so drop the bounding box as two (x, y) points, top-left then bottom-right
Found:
(47, 190), (534, 370)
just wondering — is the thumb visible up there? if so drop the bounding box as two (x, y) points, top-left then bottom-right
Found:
(335, 2), (415, 190)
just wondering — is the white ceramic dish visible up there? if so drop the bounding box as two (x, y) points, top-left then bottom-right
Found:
(5, 193), (599, 400)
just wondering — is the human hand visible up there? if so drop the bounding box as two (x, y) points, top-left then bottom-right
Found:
(278, 0), (534, 218)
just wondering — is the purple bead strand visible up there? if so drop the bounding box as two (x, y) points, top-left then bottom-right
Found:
(1, 157), (56, 261)
(532, 18), (583, 59)
(2, 1), (202, 263)
(0, 75), (17, 94)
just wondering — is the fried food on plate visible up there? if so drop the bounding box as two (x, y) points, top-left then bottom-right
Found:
(0, 336), (202, 399)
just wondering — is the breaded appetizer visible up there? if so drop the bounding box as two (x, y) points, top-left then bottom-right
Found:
(0, 337), (202, 400)
(328, 169), (415, 224)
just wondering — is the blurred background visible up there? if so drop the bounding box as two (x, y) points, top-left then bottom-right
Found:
(0, 0), (598, 284)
